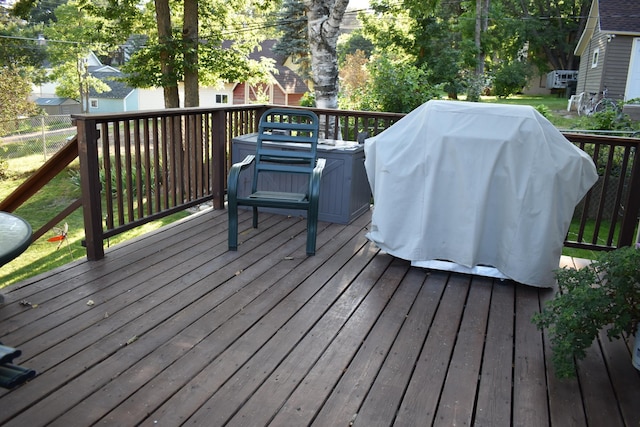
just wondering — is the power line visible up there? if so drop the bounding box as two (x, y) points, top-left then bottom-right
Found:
(1, 7), (603, 49)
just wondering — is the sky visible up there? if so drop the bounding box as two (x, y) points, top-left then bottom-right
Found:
(348, 0), (370, 11)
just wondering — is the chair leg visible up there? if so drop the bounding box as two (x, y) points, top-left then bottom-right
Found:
(252, 207), (259, 228)
(228, 201), (238, 251)
(306, 209), (318, 256)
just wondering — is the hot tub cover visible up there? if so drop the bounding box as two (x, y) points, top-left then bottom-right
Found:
(364, 100), (598, 287)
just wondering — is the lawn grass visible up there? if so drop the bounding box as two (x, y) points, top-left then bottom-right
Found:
(0, 158), (190, 288)
(481, 94), (578, 128)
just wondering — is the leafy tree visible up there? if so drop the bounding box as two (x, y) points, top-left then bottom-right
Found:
(337, 29), (374, 64)
(499, 0), (590, 71)
(363, 0), (477, 99)
(0, 67), (38, 136)
(41, 0), (110, 111)
(81, 0), (276, 108)
(358, 54), (438, 113)
(361, 0), (591, 99)
(491, 59), (533, 97)
(12, 0), (67, 24)
(1, 2), (49, 84)
(338, 49), (369, 110)
(273, 0), (312, 80)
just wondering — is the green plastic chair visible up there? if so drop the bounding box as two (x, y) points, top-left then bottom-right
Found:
(228, 108), (326, 255)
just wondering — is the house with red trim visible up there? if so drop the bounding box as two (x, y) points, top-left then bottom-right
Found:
(231, 40), (310, 106)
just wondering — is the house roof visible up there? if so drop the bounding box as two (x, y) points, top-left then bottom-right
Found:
(599, 0), (640, 34)
(273, 63), (309, 94)
(574, 0), (640, 56)
(248, 39), (309, 94)
(89, 71), (135, 99)
(35, 97), (80, 106)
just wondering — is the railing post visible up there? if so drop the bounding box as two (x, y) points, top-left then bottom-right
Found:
(211, 110), (227, 209)
(75, 117), (105, 260)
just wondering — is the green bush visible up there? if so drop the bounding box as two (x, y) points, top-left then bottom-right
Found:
(491, 60), (533, 98)
(69, 159), (159, 198)
(300, 92), (315, 107)
(577, 101), (636, 133)
(358, 55), (439, 113)
(533, 246), (640, 378)
(535, 104), (552, 119)
(0, 147), (8, 180)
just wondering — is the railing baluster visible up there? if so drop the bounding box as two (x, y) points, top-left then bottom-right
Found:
(592, 144), (614, 245)
(134, 119), (144, 219)
(143, 118), (152, 216)
(113, 121), (124, 226)
(152, 116), (162, 213)
(102, 123), (114, 230)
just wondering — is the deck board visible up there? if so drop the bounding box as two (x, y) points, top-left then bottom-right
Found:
(1, 208), (639, 426)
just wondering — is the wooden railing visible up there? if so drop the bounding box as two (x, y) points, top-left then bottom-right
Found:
(73, 105), (404, 259)
(562, 132), (640, 251)
(3, 104), (638, 261)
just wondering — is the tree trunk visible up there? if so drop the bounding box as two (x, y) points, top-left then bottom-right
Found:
(183, 0), (199, 107)
(304, 0), (349, 110)
(475, 0), (489, 75)
(155, 0), (180, 108)
(475, 0), (481, 74)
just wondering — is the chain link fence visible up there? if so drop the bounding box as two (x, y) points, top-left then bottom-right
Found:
(0, 115), (76, 163)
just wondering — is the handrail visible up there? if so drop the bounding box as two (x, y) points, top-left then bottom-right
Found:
(0, 136), (81, 241)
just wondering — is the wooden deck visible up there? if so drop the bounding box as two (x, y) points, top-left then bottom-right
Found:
(1, 208), (639, 426)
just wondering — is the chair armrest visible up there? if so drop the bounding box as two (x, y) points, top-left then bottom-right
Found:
(228, 155), (255, 197)
(310, 158), (326, 198)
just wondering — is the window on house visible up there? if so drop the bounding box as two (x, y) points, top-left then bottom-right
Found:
(215, 94), (228, 104)
(592, 48), (599, 68)
(90, 99), (98, 108)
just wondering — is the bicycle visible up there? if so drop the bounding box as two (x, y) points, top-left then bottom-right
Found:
(578, 88), (617, 116)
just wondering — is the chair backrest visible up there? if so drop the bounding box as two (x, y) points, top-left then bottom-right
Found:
(253, 108), (320, 191)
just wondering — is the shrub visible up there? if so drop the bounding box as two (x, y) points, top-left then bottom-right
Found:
(0, 147), (8, 180)
(300, 92), (315, 107)
(578, 101), (635, 133)
(535, 104), (552, 119)
(533, 246), (640, 378)
(491, 60), (533, 98)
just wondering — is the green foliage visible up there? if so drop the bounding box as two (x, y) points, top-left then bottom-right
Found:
(338, 30), (374, 64)
(0, 67), (39, 134)
(534, 104), (551, 119)
(69, 158), (158, 198)
(498, 0), (588, 71)
(0, 147), (8, 180)
(12, 0), (66, 24)
(464, 73), (486, 102)
(0, 22), (48, 72)
(352, 54), (439, 113)
(533, 247), (640, 378)
(272, 0), (311, 80)
(491, 60), (533, 98)
(299, 92), (315, 107)
(577, 101), (637, 134)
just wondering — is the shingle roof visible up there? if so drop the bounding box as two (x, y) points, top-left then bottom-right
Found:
(35, 97), (76, 106)
(89, 71), (135, 99)
(248, 39), (309, 94)
(599, 0), (640, 33)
